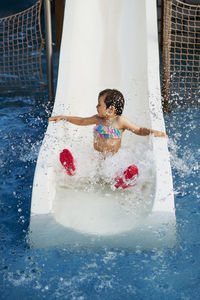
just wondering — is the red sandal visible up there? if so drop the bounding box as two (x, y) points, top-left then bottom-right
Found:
(114, 165), (138, 189)
(60, 149), (76, 176)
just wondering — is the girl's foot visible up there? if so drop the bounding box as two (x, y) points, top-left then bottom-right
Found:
(60, 149), (76, 176)
(114, 165), (138, 190)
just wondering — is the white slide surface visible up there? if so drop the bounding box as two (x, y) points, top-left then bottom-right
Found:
(29, 0), (176, 249)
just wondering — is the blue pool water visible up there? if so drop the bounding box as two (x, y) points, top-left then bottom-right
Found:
(1, 4), (200, 300)
(1, 80), (200, 299)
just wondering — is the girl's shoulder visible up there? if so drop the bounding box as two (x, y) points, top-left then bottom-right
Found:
(114, 115), (127, 130)
(91, 114), (99, 122)
(116, 115), (127, 125)
(95, 115), (102, 124)
(116, 116), (137, 131)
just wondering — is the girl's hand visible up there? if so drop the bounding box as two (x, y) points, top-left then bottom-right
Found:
(162, 132), (168, 138)
(151, 130), (168, 138)
(48, 116), (64, 123)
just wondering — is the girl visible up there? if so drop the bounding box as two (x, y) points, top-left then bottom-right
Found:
(49, 89), (167, 189)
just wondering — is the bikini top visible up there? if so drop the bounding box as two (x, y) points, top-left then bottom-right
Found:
(93, 118), (122, 139)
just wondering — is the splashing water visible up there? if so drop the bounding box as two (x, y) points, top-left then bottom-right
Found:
(1, 104), (200, 299)
(55, 142), (155, 215)
(168, 138), (199, 175)
(0, 35), (200, 299)
(57, 143), (154, 186)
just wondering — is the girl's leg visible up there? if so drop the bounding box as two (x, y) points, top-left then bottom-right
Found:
(114, 165), (138, 190)
(60, 149), (76, 176)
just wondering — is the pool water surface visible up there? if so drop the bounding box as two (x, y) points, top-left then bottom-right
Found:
(1, 2), (200, 299)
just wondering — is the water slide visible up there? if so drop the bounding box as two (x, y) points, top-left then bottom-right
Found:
(29, 0), (176, 249)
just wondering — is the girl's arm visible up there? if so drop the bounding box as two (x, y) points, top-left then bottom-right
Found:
(48, 115), (98, 126)
(120, 117), (168, 138)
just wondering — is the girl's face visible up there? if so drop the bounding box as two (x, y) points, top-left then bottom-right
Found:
(96, 95), (113, 118)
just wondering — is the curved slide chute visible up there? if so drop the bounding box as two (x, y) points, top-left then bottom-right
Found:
(29, 0), (175, 249)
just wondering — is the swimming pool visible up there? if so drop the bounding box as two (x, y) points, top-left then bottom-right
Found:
(1, 3), (200, 299)
(0, 54), (200, 299)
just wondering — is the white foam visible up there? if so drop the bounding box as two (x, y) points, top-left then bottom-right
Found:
(168, 138), (197, 175)
(57, 143), (154, 189)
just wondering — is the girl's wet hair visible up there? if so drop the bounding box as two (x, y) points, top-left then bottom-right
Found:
(98, 89), (125, 115)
